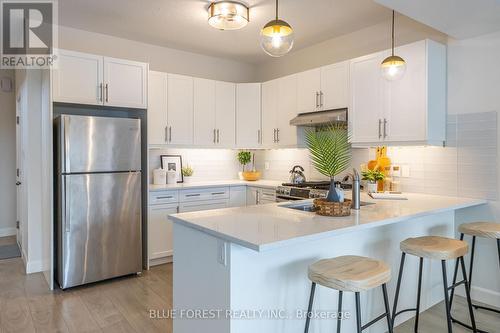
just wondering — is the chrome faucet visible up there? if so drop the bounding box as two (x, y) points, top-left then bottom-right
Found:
(350, 169), (361, 210)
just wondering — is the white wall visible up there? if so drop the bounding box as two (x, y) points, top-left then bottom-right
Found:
(58, 26), (258, 83)
(256, 16), (447, 81)
(0, 70), (16, 237)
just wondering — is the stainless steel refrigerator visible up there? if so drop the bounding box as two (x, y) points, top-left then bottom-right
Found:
(55, 115), (142, 289)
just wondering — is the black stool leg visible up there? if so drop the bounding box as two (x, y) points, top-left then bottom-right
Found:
(382, 284), (394, 333)
(460, 256), (478, 333)
(391, 252), (406, 327)
(450, 233), (464, 310)
(304, 282), (316, 333)
(414, 257), (424, 333)
(355, 292), (362, 333)
(441, 260), (453, 333)
(469, 236), (477, 293)
(337, 291), (343, 333)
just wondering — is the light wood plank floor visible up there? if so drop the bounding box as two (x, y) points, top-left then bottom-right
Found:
(0, 255), (498, 333)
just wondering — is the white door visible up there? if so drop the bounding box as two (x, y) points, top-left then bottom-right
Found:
(261, 79), (278, 146)
(385, 41), (427, 142)
(193, 78), (216, 145)
(276, 74), (298, 146)
(320, 61), (350, 110)
(148, 71), (168, 145)
(350, 52), (386, 143)
(215, 81), (236, 147)
(167, 74), (194, 145)
(52, 49), (103, 105)
(148, 205), (177, 261)
(297, 68), (321, 114)
(236, 83), (261, 148)
(103, 57), (148, 108)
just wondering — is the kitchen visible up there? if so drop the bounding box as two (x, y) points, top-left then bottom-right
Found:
(0, 0), (499, 332)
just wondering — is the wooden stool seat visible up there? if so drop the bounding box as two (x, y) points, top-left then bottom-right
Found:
(400, 236), (468, 260)
(458, 222), (500, 239)
(308, 255), (391, 292)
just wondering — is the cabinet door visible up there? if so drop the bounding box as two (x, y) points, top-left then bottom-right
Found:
(385, 41), (427, 142)
(229, 186), (247, 207)
(320, 61), (349, 110)
(297, 68), (321, 114)
(193, 78), (216, 145)
(52, 49), (103, 105)
(246, 187), (258, 206)
(148, 71), (168, 145)
(236, 83), (261, 148)
(167, 74), (194, 145)
(103, 57), (148, 108)
(276, 74), (298, 146)
(215, 81), (236, 147)
(261, 79), (278, 146)
(148, 204), (177, 261)
(350, 53), (386, 143)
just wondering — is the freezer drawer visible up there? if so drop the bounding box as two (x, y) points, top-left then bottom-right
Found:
(58, 115), (141, 173)
(58, 172), (142, 289)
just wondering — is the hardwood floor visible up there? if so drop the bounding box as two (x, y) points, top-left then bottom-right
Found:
(0, 255), (498, 333)
(0, 236), (17, 246)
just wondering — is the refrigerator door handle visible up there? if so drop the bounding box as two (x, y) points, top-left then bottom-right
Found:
(62, 176), (70, 232)
(63, 116), (71, 173)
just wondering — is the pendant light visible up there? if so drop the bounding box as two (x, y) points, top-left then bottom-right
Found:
(260, 0), (294, 57)
(381, 10), (406, 81)
(208, 1), (249, 30)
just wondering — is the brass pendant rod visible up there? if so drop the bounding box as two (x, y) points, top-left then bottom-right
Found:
(392, 10), (395, 57)
(275, 0), (279, 21)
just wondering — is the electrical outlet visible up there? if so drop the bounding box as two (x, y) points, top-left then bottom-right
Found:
(265, 162), (270, 170)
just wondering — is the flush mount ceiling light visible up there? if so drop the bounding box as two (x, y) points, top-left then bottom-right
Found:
(260, 0), (294, 57)
(381, 10), (407, 81)
(208, 1), (249, 30)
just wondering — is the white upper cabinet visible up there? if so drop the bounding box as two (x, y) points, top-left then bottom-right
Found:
(52, 50), (103, 105)
(261, 79), (279, 146)
(320, 61), (349, 111)
(236, 83), (261, 148)
(103, 57), (148, 108)
(276, 74), (298, 146)
(215, 81), (236, 147)
(167, 74), (194, 145)
(52, 50), (147, 108)
(297, 68), (321, 114)
(350, 39), (446, 146)
(148, 71), (168, 145)
(193, 78), (216, 145)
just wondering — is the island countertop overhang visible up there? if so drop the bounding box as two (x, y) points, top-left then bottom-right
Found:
(169, 193), (487, 252)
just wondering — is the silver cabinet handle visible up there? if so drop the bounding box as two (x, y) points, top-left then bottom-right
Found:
(217, 129), (220, 143)
(320, 91), (324, 108)
(378, 119), (382, 139)
(257, 129), (261, 144)
(383, 118), (388, 139)
(315, 92), (319, 108)
(165, 126), (168, 142)
(99, 83), (103, 102)
(157, 196), (173, 199)
(169, 126), (172, 142)
(273, 128), (276, 143)
(256, 191), (260, 205)
(213, 129), (216, 143)
(276, 128), (280, 143)
(105, 83), (109, 102)
(186, 193), (200, 197)
(211, 192), (225, 195)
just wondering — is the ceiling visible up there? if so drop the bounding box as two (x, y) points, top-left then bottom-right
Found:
(58, 0), (392, 64)
(374, 0), (500, 39)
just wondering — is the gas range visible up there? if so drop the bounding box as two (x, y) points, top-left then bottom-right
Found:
(276, 181), (353, 202)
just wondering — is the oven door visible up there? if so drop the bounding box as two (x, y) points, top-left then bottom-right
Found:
(276, 195), (304, 202)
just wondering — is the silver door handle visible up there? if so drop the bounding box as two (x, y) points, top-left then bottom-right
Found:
(213, 129), (216, 143)
(63, 116), (71, 173)
(378, 119), (382, 139)
(157, 196), (173, 199)
(256, 191), (260, 204)
(186, 193), (201, 197)
(105, 83), (109, 102)
(383, 118), (388, 139)
(64, 177), (70, 232)
(217, 129), (220, 143)
(211, 192), (225, 195)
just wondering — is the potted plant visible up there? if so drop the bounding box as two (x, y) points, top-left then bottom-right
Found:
(237, 151), (251, 180)
(361, 169), (385, 193)
(305, 124), (351, 202)
(181, 165), (194, 183)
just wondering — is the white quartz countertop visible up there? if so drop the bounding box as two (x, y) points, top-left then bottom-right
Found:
(169, 193), (487, 251)
(149, 179), (282, 191)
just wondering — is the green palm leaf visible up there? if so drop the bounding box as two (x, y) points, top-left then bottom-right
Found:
(305, 124), (351, 180)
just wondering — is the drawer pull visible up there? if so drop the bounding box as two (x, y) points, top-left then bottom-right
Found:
(186, 193), (201, 197)
(157, 196), (173, 199)
(211, 192), (225, 195)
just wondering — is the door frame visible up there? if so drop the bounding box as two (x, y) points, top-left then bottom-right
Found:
(15, 85), (26, 250)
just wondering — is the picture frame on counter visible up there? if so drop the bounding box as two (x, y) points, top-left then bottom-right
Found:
(160, 155), (183, 183)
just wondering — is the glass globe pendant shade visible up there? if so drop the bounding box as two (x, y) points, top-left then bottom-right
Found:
(381, 55), (406, 81)
(260, 19), (294, 57)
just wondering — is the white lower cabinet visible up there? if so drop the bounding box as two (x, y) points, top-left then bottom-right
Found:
(179, 200), (228, 213)
(246, 187), (276, 206)
(229, 186), (247, 207)
(148, 204), (177, 263)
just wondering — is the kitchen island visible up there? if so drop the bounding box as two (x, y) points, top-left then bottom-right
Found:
(170, 193), (486, 333)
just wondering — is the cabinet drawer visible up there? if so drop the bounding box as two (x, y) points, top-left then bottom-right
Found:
(149, 190), (179, 205)
(179, 200), (228, 213)
(180, 187), (229, 202)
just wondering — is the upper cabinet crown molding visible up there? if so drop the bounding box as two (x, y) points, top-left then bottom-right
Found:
(52, 49), (148, 109)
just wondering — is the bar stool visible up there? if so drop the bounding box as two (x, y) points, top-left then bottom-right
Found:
(450, 222), (500, 332)
(392, 236), (477, 333)
(304, 255), (393, 333)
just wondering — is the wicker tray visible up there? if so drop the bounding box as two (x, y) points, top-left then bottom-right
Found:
(313, 199), (352, 217)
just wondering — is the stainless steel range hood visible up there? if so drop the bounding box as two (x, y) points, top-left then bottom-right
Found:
(290, 108), (348, 126)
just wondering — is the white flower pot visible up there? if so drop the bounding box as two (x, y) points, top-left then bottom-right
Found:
(183, 176), (193, 184)
(365, 181), (378, 193)
(238, 171), (244, 180)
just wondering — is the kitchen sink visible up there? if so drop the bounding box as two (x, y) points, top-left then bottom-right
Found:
(282, 201), (374, 212)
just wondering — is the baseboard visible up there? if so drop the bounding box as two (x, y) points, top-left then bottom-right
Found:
(456, 286), (500, 308)
(26, 259), (45, 274)
(0, 227), (16, 237)
(149, 255), (173, 267)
